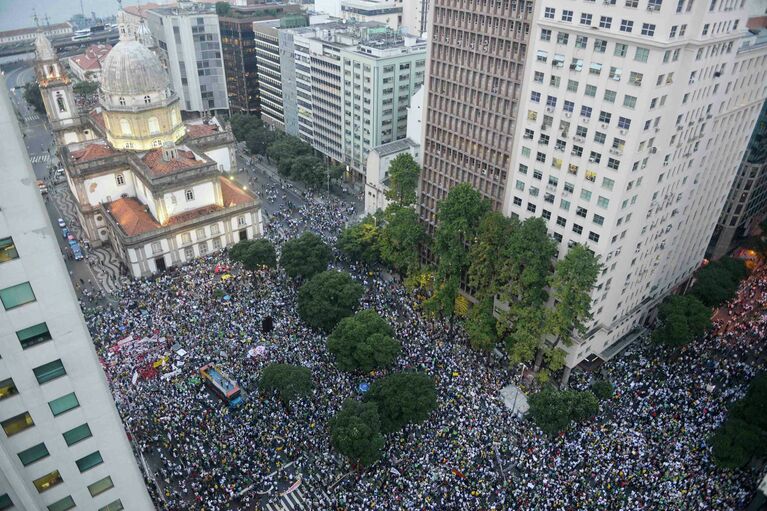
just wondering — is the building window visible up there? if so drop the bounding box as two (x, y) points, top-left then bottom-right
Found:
(17, 322), (52, 349)
(597, 196), (610, 208)
(560, 199), (571, 211)
(573, 224), (583, 234)
(0, 237), (19, 263)
(557, 32), (569, 45)
(181, 233), (192, 245)
(115, 173), (125, 186)
(557, 216), (567, 227)
(599, 16), (612, 29)
(151, 242), (162, 255)
(620, 20), (634, 32)
(47, 496), (76, 511)
(33, 470), (63, 493)
(33, 360), (66, 384)
(575, 35), (588, 49)
(614, 43), (628, 57)
(99, 500), (124, 511)
(237, 216), (246, 227)
(76, 451), (103, 472)
(544, 7), (555, 18)
(0, 494), (13, 511)
(593, 214), (605, 225)
(540, 29), (551, 41)
(618, 117), (632, 129)
(118, 97), (125, 106)
(634, 47), (650, 62)
(184, 246), (194, 260)
(0, 378), (18, 400)
(144, 95), (151, 104)
(185, 189), (194, 201)
(18, 442), (50, 466)
(49, 392), (79, 416)
(580, 106), (592, 118)
(120, 118), (132, 135)
(198, 242), (208, 255)
(1, 412), (34, 436)
(0, 282), (36, 310)
(641, 23), (656, 36)
(589, 232), (601, 242)
(581, 189), (593, 201)
(148, 116), (160, 134)
(89, 476), (114, 497)
(594, 39), (607, 53)
(527, 203), (537, 213)
(623, 95), (637, 108)
(580, 13), (592, 25)
(213, 238), (222, 250)
(629, 72), (643, 86)
(561, 9), (573, 21)
(63, 423), (92, 446)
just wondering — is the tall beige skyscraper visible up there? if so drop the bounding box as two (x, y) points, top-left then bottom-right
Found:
(0, 73), (154, 510)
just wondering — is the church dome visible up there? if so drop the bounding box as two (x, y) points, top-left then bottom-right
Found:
(100, 40), (169, 97)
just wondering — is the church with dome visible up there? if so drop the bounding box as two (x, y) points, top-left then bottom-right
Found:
(35, 20), (262, 277)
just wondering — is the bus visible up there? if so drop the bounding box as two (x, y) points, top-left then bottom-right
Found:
(199, 364), (244, 408)
(72, 29), (90, 41)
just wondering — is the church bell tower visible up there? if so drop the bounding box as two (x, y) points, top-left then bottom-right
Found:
(34, 26), (78, 132)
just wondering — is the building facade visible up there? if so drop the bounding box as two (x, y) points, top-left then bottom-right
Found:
(0, 72), (153, 511)
(418, 0), (533, 228)
(38, 30), (262, 278)
(340, 0), (403, 30)
(67, 44), (112, 83)
(402, 0), (430, 37)
(146, 4), (229, 115)
(0, 23), (71, 45)
(255, 20), (286, 129)
(340, 34), (426, 177)
(503, 0), (767, 375)
(710, 95), (767, 259)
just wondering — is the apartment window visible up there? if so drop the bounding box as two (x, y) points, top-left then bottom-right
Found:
(541, 29), (552, 41)
(679, 25), (686, 36)
(580, 106), (592, 118)
(564, 182), (575, 193)
(608, 158), (621, 170)
(183, 246), (194, 260)
(634, 48), (650, 62)
(561, 10), (573, 21)
(602, 177), (615, 190)
(33, 470), (62, 493)
(560, 199), (571, 211)
(63, 423), (92, 447)
(589, 63), (602, 75)
(0, 378), (18, 400)
(629, 72), (643, 86)
(593, 214), (605, 225)
(529, 187), (540, 197)
(575, 35), (588, 49)
(49, 393), (79, 417)
(198, 242), (208, 255)
(89, 476), (114, 497)
(564, 100), (575, 113)
(0, 494), (12, 511)
(546, 96), (557, 108)
(625, 0), (638, 6)
(0, 282), (36, 310)
(597, 196), (610, 208)
(576, 207), (588, 218)
(210, 224), (220, 235)
(598, 111), (612, 124)
(620, 20), (634, 32)
(99, 500), (124, 511)
(641, 23), (656, 36)
(573, 224), (583, 234)
(548, 176), (558, 186)
(609, 67), (622, 81)
(581, 189), (592, 201)
(590, 151), (602, 163)
(18, 443), (49, 466)
(536, 152), (546, 163)
(76, 451), (103, 472)
(588, 232), (601, 242)
(516, 180), (525, 191)
(594, 132), (607, 144)
(594, 39), (607, 53)
(570, 58), (583, 72)
(47, 495), (75, 511)
(542, 210), (552, 219)
(519, 164), (528, 174)
(618, 117), (631, 129)
(599, 16), (612, 29)
(0, 237), (19, 263)
(1, 412), (34, 436)
(670, 25), (678, 38)
(534, 71), (544, 83)
(556, 216), (567, 227)
(576, 126), (588, 138)
(557, 32), (569, 45)
(585, 85), (597, 97)
(580, 13), (592, 25)
(527, 203), (537, 213)
(513, 197), (522, 206)
(614, 43), (627, 57)
(623, 95), (637, 108)
(544, 7), (555, 18)
(531, 91), (541, 103)
(536, 51), (548, 64)
(34, 360), (66, 384)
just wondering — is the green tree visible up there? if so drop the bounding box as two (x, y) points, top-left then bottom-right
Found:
(651, 295), (711, 347)
(385, 153), (420, 207)
(498, 217), (557, 308)
(541, 245), (600, 370)
(428, 184), (490, 321)
(280, 232), (331, 280)
(267, 134), (313, 168)
(23, 82), (44, 114)
(259, 363), (313, 405)
(467, 212), (517, 300)
(229, 239), (276, 271)
(329, 399), (386, 468)
(691, 257), (747, 307)
(328, 309), (400, 372)
(464, 298), (498, 353)
(338, 217), (381, 264)
(504, 304), (547, 366)
(379, 204), (426, 275)
(298, 270), (364, 332)
(527, 388), (599, 436)
(73, 80), (99, 96)
(590, 380), (614, 401)
(215, 1), (231, 15)
(709, 418), (765, 469)
(229, 114), (277, 156)
(365, 372), (437, 433)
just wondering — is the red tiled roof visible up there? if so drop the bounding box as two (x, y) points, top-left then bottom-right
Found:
(748, 17), (767, 30)
(70, 143), (116, 163)
(123, 3), (169, 19)
(107, 198), (160, 237)
(141, 148), (204, 176)
(185, 122), (219, 139)
(71, 44), (112, 71)
(220, 176), (255, 207)
(167, 205), (223, 226)
(90, 110), (106, 131)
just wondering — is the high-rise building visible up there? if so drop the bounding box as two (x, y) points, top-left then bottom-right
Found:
(401, 0), (430, 37)
(709, 95), (767, 259)
(0, 73), (153, 511)
(219, 4), (302, 115)
(418, 0), (533, 228)
(340, 0), (403, 30)
(146, 3), (229, 115)
(502, 1), (767, 376)
(254, 19), (287, 129)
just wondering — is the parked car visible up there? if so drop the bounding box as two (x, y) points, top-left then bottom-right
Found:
(60, 226), (69, 239)
(36, 180), (47, 194)
(67, 237), (84, 261)
(57, 218), (66, 228)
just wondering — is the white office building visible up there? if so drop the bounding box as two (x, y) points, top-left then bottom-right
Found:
(0, 75), (153, 511)
(503, 0), (767, 377)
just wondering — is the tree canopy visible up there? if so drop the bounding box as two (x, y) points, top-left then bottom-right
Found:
(338, 216), (381, 265)
(73, 80), (99, 96)
(229, 239), (276, 270)
(467, 212), (517, 300)
(329, 399), (385, 468)
(378, 204), (426, 275)
(259, 363), (312, 404)
(527, 388), (599, 436)
(464, 298), (499, 353)
(297, 270), (364, 332)
(365, 372), (437, 433)
(215, 1), (231, 15)
(385, 153), (420, 207)
(651, 295), (711, 347)
(691, 257), (747, 307)
(327, 309), (400, 372)
(229, 114), (277, 156)
(280, 232), (331, 280)
(23, 82), (45, 114)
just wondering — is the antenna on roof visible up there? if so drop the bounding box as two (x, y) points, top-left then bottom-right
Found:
(44, 14), (51, 28)
(32, 9), (40, 28)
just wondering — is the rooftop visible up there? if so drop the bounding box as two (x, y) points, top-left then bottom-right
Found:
(220, 176), (255, 207)
(141, 147), (205, 176)
(0, 22), (71, 39)
(69, 142), (116, 163)
(106, 197), (161, 236)
(70, 44), (112, 71)
(185, 119), (221, 139)
(372, 138), (418, 157)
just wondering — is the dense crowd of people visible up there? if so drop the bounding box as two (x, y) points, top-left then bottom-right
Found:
(83, 190), (766, 510)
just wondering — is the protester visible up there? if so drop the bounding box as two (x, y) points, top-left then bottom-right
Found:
(85, 192), (766, 511)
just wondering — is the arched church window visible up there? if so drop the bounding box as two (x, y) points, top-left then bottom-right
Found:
(119, 97), (126, 106)
(148, 117), (160, 135)
(170, 109), (178, 126)
(115, 174), (125, 185)
(144, 95), (151, 104)
(120, 118), (132, 136)
(47, 65), (55, 77)
(55, 92), (67, 113)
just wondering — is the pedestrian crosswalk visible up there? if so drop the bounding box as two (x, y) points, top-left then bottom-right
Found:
(23, 113), (40, 122)
(30, 154), (50, 164)
(263, 481), (334, 511)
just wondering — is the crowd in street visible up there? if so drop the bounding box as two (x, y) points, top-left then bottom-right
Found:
(83, 190), (766, 510)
